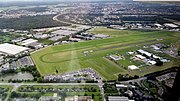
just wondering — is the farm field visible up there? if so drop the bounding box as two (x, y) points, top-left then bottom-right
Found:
(31, 27), (180, 80)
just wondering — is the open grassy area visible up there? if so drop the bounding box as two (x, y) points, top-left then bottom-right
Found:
(0, 85), (13, 100)
(0, 32), (21, 43)
(31, 27), (180, 80)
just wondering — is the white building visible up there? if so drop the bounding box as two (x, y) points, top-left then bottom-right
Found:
(0, 43), (29, 56)
(128, 52), (134, 55)
(151, 45), (160, 50)
(34, 34), (49, 39)
(154, 23), (163, 29)
(135, 55), (146, 60)
(0, 55), (4, 63)
(137, 49), (152, 57)
(116, 84), (128, 88)
(20, 39), (38, 46)
(51, 30), (76, 36)
(39, 93), (61, 101)
(109, 55), (121, 61)
(164, 23), (178, 28)
(128, 65), (139, 70)
(147, 61), (156, 65)
(108, 96), (134, 101)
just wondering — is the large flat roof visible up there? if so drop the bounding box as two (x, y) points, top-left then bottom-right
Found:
(164, 23), (178, 28)
(51, 30), (76, 36)
(108, 96), (129, 101)
(21, 39), (38, 46)
(128, 65), (139, 70)
(0, 43), (29, 55)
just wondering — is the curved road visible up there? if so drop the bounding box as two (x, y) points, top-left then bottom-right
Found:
(53, 13), (80, 26)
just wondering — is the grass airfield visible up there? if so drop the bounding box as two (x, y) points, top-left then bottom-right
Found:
(31, 27), (180, 80)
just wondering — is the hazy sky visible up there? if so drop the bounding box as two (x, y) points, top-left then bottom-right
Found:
(0, 0), (179, 2)
(0, 0), (111, 2)
(134, 0), (180, 1)
(0, 0), (51, 2)
(0, 0), (123, 2)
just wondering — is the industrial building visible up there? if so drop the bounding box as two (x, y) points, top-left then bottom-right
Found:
(128, 65), (139, 70)
(108, 96), (134, 101)
(0, 43), (29, 56)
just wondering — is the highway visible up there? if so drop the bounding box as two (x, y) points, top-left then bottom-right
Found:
(0, 82), (99, 86)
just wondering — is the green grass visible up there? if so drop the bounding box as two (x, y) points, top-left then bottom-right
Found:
(0, 85), (13, 101)
(37, 38), (54, 45)
(31, 27), (180, 80)
(89, 27), (135, 37)
(0, 85), (13, 93)
(141, 80), (158, 94)
(0, 32), (21, 43)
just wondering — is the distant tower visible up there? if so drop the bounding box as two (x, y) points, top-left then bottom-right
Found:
(168, 67), (180, 101)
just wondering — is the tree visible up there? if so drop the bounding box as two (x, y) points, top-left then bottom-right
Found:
(155, 59), (163, 66)
(22, 93), (28, 98)
(56, 69), (58, 74)
(34, 93), (41, 99)
(92, 94), (95, 99)
(11, 91), (21, 98)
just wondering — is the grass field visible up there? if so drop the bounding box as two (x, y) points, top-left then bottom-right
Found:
(31, 27), (180, 80)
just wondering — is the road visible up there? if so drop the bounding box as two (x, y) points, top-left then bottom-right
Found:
(98, 79), (106, 101)
(53, 13), (80, 26)
(120, 77), (147, 83)
(53, 13), (72, 25)
(0, 82), (99, 86)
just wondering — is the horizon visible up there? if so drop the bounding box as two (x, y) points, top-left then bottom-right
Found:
(0, 0), (179, 3)
(0, 0), (126, 2)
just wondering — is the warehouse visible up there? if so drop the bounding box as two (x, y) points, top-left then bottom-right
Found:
(109, 55), (122, 61)
(135, 55), (146, 60)
(108, 96), (134, 101)
(164, 23), (178, 29)
(49, 36), (66, 41)
(137, 49), (152, 57)
(128, 65), (139, 70)
(0, 43), (29, 56)
(51, 30), (76, 36)
(20, 39), (38, 46)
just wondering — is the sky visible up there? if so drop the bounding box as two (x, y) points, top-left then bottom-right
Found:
(0, 0), (130, 2)
(0, 0), (179, 2)
(134, 0), (180, 1)
(0, 0), (48, 2)
(0, 0), (113, 2)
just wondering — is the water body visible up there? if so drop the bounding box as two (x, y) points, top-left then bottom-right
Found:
(0, 72), (34, 80)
